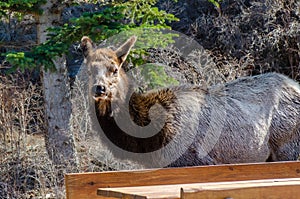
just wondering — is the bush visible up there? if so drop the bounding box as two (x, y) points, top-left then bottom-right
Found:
(159, 0), (300, 81)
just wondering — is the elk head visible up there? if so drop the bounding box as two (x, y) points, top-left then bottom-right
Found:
(81, 36), (137, 116)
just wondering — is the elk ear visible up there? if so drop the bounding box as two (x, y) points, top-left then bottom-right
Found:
(81, 36), (94, 57)
(115, 36), (137, 66)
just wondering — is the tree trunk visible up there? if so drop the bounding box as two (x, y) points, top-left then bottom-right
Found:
(38, 1), (78, 171)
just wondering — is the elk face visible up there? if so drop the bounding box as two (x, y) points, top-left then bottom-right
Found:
(81, 36), (136, 115)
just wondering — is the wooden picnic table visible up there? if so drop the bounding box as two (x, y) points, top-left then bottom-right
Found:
(65, 161), (300, 199)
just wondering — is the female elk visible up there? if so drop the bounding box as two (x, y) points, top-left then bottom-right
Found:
(81, 36), (300, 168)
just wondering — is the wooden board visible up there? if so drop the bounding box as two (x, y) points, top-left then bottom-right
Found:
(97, 178), (300, 199)
(182, 178), (300, 199)
(65, 161), (300, 199)
(98, 184), (182, 199)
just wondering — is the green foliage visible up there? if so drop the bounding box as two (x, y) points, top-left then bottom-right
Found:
(4, 0), (178, 72)
(5, 52), (36, 72)
(107, 27), (178, 67)
(0, 0), (46, 16)
(207, 0), (222, 9)
(139, 63), (179, 90)
(208, 0), (222, 15)
(118, 0), (178, 27)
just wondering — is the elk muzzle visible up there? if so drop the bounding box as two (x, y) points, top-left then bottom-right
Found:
(92, 85), (107, 98)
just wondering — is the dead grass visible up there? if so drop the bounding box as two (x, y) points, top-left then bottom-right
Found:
(0, 71), (141, 199)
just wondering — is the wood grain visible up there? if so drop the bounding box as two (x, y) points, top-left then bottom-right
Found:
(65, 161), (300, 199)
(96, 178), (300, 199)
(182, 178), (300, 199)
(98, 183), (184, 199)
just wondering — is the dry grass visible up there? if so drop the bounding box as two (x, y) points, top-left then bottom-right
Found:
(0, 71), (141, 199)
(0, 72), (56, 199)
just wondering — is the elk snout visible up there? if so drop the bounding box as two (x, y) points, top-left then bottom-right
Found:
(92, 85), (106, 97)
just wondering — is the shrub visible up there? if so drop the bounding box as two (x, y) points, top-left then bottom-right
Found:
(159, 0), (300, 80)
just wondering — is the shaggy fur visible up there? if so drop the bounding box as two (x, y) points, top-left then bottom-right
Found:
(81, 36), (300, 167)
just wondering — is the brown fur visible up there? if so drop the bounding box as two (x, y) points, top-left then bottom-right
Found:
(81, 36), (300, 168)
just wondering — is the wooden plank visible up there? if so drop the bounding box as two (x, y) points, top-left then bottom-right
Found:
(96, 178), (300, 199)
(182, 178), (300, 199)
(65, 161), (300, 199)
(98, 184), (183, 199)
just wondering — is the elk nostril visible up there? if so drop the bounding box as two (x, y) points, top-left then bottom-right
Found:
(92, 85), (106, 96)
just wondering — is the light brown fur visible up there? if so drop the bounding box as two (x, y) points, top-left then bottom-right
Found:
(81, 36), (300, 168)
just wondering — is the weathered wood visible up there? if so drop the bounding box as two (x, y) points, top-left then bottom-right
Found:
(96, 178), (300, 199)
(65, 161), (300, 199)
(182, 178), (300, 199)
